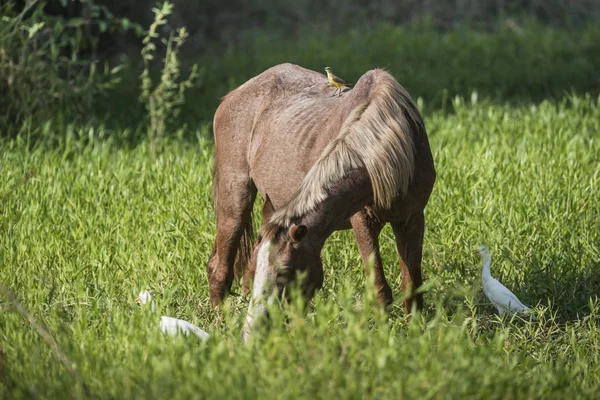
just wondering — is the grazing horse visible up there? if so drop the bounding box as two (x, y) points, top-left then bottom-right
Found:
(206, 64), (435, 341)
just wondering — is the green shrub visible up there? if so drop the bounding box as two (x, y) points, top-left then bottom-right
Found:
(171, 20), (599, 125)
(0, 0), (139, 134)
(139, 1), (201, 141)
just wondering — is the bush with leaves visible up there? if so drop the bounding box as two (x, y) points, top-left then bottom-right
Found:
(0, 0), (140, 134)
(139, 1), (201, 140)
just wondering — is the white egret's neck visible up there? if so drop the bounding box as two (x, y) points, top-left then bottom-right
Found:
(480, 252), (492, 280)
(139, 291), (156, 313)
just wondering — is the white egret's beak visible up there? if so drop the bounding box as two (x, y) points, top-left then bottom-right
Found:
(473, 245), (485, 255)
(134, 297), (141, 304)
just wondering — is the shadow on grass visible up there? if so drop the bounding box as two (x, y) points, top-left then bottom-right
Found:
(423, 257), (600, 324)
(521, 259), (600, 322)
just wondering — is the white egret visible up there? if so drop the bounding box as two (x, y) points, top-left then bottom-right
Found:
(476, 245), (532, 316)
(135, 291), (210, 340)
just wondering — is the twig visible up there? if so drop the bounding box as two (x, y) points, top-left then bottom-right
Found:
(0, 281), (90, 398)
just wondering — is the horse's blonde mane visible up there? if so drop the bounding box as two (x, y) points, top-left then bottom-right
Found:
(270, 69), (422, 226)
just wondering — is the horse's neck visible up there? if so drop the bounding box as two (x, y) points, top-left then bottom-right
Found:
(300, 168), (373, 240)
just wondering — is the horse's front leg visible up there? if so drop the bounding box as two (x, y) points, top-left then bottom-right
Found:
(350, 210), (393, 308)
(391, 212), (425, 314)
(208, 176), (256, 308)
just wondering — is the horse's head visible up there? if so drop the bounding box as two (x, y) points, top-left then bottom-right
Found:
(241, 222), (324, 343)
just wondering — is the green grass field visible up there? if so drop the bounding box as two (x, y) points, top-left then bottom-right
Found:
(1, 93), (599, 399)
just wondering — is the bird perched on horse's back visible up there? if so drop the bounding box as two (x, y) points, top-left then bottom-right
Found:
(325, 67), (352, 97)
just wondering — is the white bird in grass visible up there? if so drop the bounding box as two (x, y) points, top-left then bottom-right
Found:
(135, 291), (210, 340)
(476, 245), (532, 316)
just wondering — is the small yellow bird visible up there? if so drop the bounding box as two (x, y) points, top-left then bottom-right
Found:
(324, 67), (352, 97)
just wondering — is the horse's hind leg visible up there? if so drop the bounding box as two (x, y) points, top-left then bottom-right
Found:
(391, 212), (425, 314)
(207, 176), (257, 308)
(351, 210), (393, 308)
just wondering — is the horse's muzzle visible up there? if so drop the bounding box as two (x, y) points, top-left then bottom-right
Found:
(241, 302), (269, 344)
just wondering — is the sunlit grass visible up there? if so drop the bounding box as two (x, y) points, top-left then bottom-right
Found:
(1, 94), (599, 399)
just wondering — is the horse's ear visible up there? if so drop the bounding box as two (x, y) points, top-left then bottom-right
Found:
(289, 224), (308, 243)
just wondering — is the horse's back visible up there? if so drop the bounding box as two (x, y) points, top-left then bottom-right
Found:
(213, 64), (434, 214)
(213, 64), (324, 163)
(213, 64), (348, 207)
(241, 67), (369, 208)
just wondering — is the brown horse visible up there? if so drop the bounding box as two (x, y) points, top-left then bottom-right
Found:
(206, 64), (435, 341)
